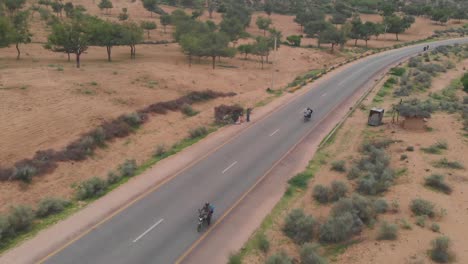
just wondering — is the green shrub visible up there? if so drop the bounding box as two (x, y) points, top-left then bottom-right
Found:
(431, 223), (440, 233)
(377, 221), (398, 240)
(119, 159), (137, 177)
(189, 126), (208, 139)
(400, 154), (408, 160)
(410, 199), (435, 217)
(8, 205), (35, 233)
(36, 197), (70, 218)
(400, 218), (412, 230)
(153, 144), (166, 157)
(390, 200), (400, 213)
(331, 160), (346, 172)
(181, 104), (198, 116)
(300, 243), (327, 264)
(257, 233), (270, 253)
(106, 171), (121, 185)
(283, 209), (315, 244)
(373, 199), (388, 214)
(313, 185), (330, 204)
(288, 171), (311, 190)
(433, 158), (464, 169)
(329, 181), (348, 202)
(425, 174), (452, 194)
(13, 165), (37, 183)
(421, 141), (448, 154)
(0, 215), (12, 242)
(228, 253), (242, 264)
(122, 112), (145, 128)
(332, 194), (375, 225)
(319, 212), (356, 243)
(415, 216), (427, 227)
(347, 165), (361, 180)
(430, 236), (451, 263)
(76, 177), (108, 200)
(406, 146), (414, 151)
(266, 251), (292, 264)
(390, 67), (406, 76)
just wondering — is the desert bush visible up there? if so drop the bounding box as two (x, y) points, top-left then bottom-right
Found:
(181, 104), (198, 117)
(400, 218), (412, 230)
(0, 215), (12, 242)
(431, 223), (440, 233)
(153, 144), (166, 157)
(313, 185), (330, 204)
(12, 165), (37, 183)
(373, 199), (388, 214)
(430, 236), (451, 263)
(288, 172), (311, 190)
(331, 160), (346, 172)
(357, 169), (394, 195)
(394, 84), (413, 96)
(257, 233), (270, 253)
(283, 209), (315, 244)
(413, 71), (433, 88)
(464, 96), (468, 104)
(347, 165), (361, 180)
(415, 216), (426, 227)
(421, 141), (447, 154)
(100, 119), (132, 140)
(76, 177), (108, 200)
(265, 251), (292, 264)
(300, 243), (327, 264)
(319, 212), (356, 243)
(329, 181), (348, 202)
(406, 146), (414, 151)
(425, 174), (452, 194)
(418, 63), (446, 75)
(189, 126), (208, 139)
(8, 205), (35, 233)
(397, 99), (435, 118)
(214, 104), (244, 124)
(433, 158), (464, 169)
(36, 197), (70, 218)
(391, 200), (400, 213)
(445, 61), (455, 69)
(390, 67), (406, 76)
(410, 199), (435, 217)
(120, 112), (146, 128)
(119, 159), (137, 177)
(400, 154), (408, 160)
(106, 171), (121, 185)
(0, 167), (13, 181)
(89, 127), (106, 146)
(228, 253), (242, 264)
(377, 221), (398, 240)
(408, 57), (422, 67)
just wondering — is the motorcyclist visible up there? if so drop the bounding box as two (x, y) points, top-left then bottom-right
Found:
(304, 107), (313, 118)
(202, 202), (214, 226)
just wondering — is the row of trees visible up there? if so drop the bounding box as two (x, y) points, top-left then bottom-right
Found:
(0, 0), (31, 59)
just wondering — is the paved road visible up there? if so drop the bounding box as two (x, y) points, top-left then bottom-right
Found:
(44, 38), (468, 264)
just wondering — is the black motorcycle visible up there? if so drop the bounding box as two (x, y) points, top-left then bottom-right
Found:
(197, 209), (208, 232)
(304, 109), (313, 121)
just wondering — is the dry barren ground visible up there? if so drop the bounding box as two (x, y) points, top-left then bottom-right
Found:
(0, 1), (463, 214)
(243, 48), (468, 264)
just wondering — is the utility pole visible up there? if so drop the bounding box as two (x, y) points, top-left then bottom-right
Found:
(270, 36), (277, 90)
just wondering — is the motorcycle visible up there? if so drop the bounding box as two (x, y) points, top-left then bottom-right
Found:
(197, 209), (207, 232)
(304, 109), (313, 122)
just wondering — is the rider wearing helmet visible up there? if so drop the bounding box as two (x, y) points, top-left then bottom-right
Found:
(304, 107), (313, 118)
(202, 202), (215, 226)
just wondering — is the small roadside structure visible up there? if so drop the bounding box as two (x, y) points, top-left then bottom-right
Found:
(396, 99), (434, 130)
(368, 108), (384, 126)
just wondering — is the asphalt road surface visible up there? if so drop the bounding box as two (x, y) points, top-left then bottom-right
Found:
(44, 38), (468, 264)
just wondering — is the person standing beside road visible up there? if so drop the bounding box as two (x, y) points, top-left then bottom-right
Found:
(246, 108), (252, 122)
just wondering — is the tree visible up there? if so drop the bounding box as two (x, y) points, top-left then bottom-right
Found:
(98, 0), (113, 15)
(431, 9), (450, 25)
(269, 27), (282, 50)
(47, 19), (90, 68)
(304, 20), (332, 47)
(379, 2), (396, 17)
(11, 11), (31, 59)
(319, 25), (346, 52)
(256, 16), (272, 36)
(349, 16), (363, 46)
(452, 9), (467, 22)
(200, 31), (236, 69)
(141, 0), (158, 17)
(51, 1), (64, 17)
(384, 15), (414, 41)
(222, 0), (252, 29)
(120, 22), (144, 59)
(160, 14), (171, 33)
(294, 9), (324, 32)
(0, 16), (13, 48)
(64, 2), (74, 18)
(461, 72), (468, 93)
(140, 21), (156, 39)
(206, 0), (217, 19)
(360, 22), (376, 48)
(3, 0), (26, 16)
(253, 36), (271, 69)
(373, 23), (385, 39)
(237, 44), (253, 59)
(89, 20), (121, 62)
(331, 12), (347, 25)
(264, 0), (272, 16)
(220, 16), (244, 44)
(118, 7), (129, 21)
(179, 32), (201, 66)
